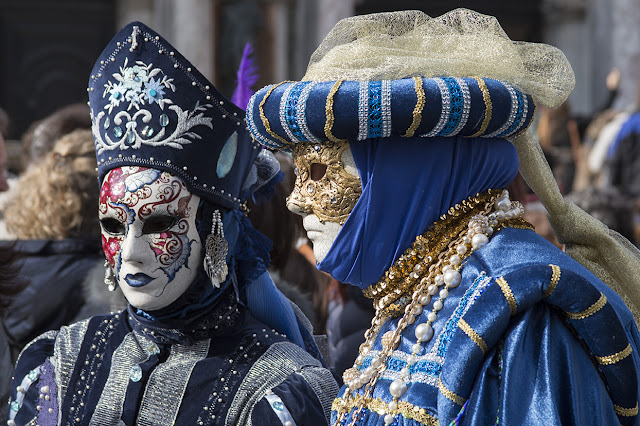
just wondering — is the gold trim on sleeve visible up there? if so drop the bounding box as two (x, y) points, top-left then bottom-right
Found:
(468, 77), (493, 138)
(324, 79), (347, 143)
(564, 293), (607, 320)
(403, 76), (425, 138)
(331, 396), (438, 426)
(439, 377), (466, 406)
(614, 402), (639, 417)
(496, 276), (517, 316)
(596, 343), (632, 365)
(543, 264), (561, 298)
(458, 318), (487, 354)
(259, 81), (294, 147)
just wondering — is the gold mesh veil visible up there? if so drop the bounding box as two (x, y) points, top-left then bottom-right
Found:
(303, 9), (574, 108)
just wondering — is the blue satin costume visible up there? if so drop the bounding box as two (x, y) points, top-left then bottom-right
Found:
(319, 136), (640, 425)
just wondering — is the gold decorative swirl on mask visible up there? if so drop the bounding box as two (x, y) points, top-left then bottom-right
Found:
(288, 141), (362, 224)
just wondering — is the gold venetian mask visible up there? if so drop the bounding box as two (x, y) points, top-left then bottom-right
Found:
(288, 141), (362, 225)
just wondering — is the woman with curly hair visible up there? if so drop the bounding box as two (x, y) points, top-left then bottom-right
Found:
(1, 129), (123, 409)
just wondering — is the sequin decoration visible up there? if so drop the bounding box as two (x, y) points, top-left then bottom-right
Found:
(217, 131), (238, 178)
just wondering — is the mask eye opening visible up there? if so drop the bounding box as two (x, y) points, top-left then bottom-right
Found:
(310, 163), (327, 181)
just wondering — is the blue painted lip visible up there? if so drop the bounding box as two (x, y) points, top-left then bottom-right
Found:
(124, 273), (154, 287)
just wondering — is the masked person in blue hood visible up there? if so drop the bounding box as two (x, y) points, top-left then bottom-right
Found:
(7, 22), (338, 426)
(247, 9), (640, 426)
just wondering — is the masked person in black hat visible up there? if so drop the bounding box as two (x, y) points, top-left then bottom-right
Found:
(6, 22), (337, 425)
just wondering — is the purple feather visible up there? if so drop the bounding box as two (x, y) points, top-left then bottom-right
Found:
(231, 42), (259, 109)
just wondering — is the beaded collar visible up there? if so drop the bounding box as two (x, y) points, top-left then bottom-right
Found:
(335, 189), (533, 425)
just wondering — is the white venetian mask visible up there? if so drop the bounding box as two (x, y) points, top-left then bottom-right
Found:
(99, 166), (202, 310)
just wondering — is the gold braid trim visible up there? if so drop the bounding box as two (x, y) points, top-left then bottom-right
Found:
(259, 81), (293, 147)
(332, 396), (438, 426)
(324, 79), (347, 143)
(614, 402), (639, 417)
(467, 77), (493, 138)
(439, 377), (466, 406)
(564, 293), (607, 320)
(496, 276), (517, 316)
(596, 343), (632, 365)
(403, 76), (425, 138)
(543, 264), (561, 298)
(458, 318), (487, 354)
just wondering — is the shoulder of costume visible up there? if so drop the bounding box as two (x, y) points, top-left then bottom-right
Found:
(227, 340), (338, 425)
(438, 236), (639, 423)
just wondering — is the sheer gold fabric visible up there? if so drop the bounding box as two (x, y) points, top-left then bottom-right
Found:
(303, 9), (574, 108)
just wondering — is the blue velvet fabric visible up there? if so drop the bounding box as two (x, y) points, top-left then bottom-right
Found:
(247, 77), (535, 150)
(318, 135), (519, 289)
(331, 228), (640, 425)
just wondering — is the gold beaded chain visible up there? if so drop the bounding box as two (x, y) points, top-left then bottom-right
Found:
(335, 189), (532, 425)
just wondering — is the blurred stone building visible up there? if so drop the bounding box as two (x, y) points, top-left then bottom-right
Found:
(0, 0), (638, 140)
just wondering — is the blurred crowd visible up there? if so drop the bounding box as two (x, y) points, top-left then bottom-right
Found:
(0, 66), (639, 418)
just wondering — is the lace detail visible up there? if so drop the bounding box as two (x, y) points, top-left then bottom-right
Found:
(367, 81), (383, 138)
(498, 89), (528, 138)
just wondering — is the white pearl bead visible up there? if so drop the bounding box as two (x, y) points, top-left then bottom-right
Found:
(408, 354), (418, 364)
(356, 355), (364, 364)
(371, 357), (381, 368)
(450, 254), (462, 266)
(463, 235), (471, 244)
(487, 226), (494, 236)
(456, 244), (468, 255)
(444, 269), (462, 287)
(415, 323), (434, 341)
(496, 198), (511, 211)
(496, 210), (506, 220)
(400, 367), (410, 378)
(433, 300), (444, 311)
(384, 413), (395, 424)
(471, 233), (489, 249)
(389, 400), (398, 411)
(442, 264), (452, 272)
(505, 210), (515, 219)
(411, 304), (423, 315)
(434, 274), (444, 286)
(427, 312), (438, 322)
(428, 284), (438, 295)
(407, 314), (416, 325)
(412, 343), (422, 354)
(389, 379), (407, 398)
(418, 294), (431, 305)
(439, 288), (449, 298)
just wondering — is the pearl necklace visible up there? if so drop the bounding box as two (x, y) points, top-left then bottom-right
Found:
(336, 190), (528, 425)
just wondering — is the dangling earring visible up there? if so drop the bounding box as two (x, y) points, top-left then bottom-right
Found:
(104, 260), (117, 292)
(204, 210), (229, 288)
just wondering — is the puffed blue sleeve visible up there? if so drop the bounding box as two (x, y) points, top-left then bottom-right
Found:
(251, 372), (328, 425)
(6, 331), (59, 426)
(458, 304), (620, 425)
